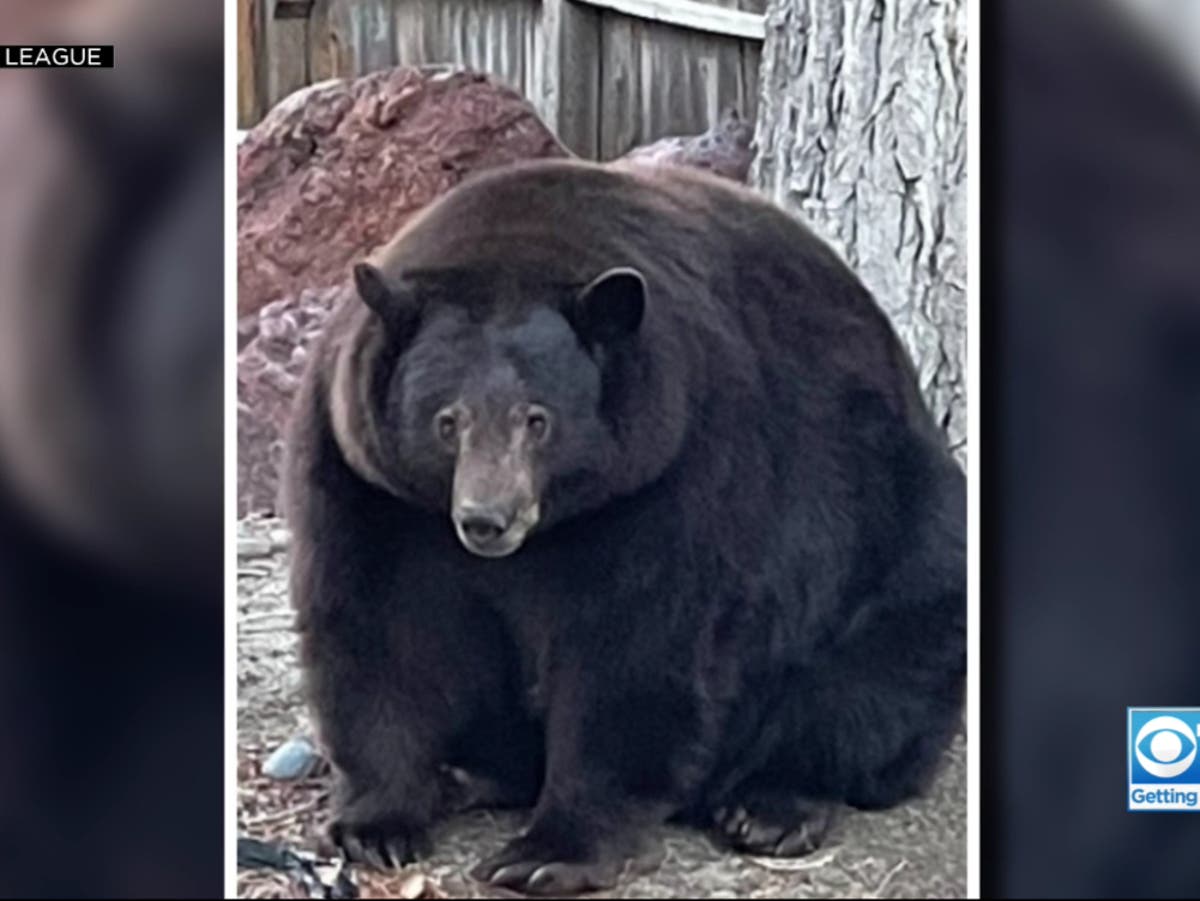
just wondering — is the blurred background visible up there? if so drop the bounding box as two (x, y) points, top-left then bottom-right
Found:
(0, 0), (222, 897)
(989, 0), (1200, 896)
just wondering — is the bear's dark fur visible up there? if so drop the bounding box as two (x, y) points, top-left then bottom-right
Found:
(284, 159), (965, 895)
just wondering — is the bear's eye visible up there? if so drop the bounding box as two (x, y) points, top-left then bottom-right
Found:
(434, 410), (459, 446)
(526, 406), (551, 442)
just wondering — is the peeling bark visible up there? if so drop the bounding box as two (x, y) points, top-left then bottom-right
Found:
(752, 0), (967, 460)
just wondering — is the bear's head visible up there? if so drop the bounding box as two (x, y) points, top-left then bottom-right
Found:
(342, 261), (650, 558)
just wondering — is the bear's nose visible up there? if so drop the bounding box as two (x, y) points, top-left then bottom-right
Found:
(457, 506), (511, 545)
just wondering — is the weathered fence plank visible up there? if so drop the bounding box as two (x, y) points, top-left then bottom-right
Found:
(238, 0), (262, 127)
(542, 0), (601, 158)
(263, 0), (310, 108)
(334, 0), (394, 74)
(598, 11), (640, 160)
(305, 0), (335, 82)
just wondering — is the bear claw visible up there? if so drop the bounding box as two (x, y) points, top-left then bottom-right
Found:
(326, 816), (428, 870)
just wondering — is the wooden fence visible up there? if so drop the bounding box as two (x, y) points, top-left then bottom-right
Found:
(238, 0), (766, 159)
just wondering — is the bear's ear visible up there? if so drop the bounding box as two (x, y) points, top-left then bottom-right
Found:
(353, 263), (421, 335)
(569, 267), (646, 347)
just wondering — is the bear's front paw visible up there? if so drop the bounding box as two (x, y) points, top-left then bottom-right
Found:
(471, 829), (661, 896)
(712, 795), (838, 857)
(324, 813), (431, 870)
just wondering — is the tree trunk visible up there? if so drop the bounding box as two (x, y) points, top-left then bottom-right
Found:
(752, 0), (967, 459)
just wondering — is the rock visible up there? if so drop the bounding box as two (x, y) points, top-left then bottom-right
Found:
(262, 735), (324, 781)
(237, 66), (569, 320)
(616, 107), (756, 183)
(238, 288), (340, 516)
(237, 537), (274, 559)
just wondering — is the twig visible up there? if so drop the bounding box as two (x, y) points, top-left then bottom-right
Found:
(745, 847), (840, 872)
(243, 793), (328, 827)
(240, 624), (299, 636)
(868, 858), (909, 899)
(240, 610), (294, 624)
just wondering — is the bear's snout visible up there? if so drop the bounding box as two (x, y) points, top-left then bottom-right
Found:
(452, 498), (539, 558)
(451, 452), (540, 558)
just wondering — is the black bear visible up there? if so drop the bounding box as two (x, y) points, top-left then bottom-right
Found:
(284, 159), (965, 895)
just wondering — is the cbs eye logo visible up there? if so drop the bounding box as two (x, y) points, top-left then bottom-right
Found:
(1135, 715), (1198, 779)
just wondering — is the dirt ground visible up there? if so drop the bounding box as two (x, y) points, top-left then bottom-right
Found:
(237, 515), (966, 899)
